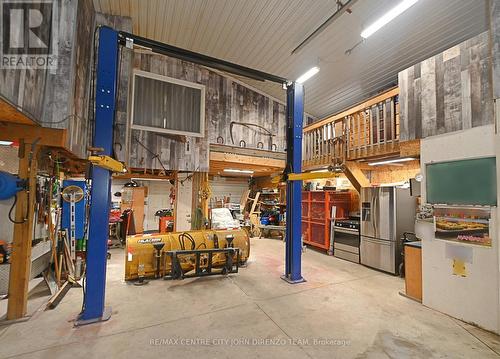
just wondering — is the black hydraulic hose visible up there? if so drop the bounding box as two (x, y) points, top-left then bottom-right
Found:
(181, 232), (196, 250)
(8, 194), (25, 224)
(178, 236), (185, 250)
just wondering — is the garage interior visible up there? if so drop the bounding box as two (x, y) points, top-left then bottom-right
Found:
(1, 0), (500, 357)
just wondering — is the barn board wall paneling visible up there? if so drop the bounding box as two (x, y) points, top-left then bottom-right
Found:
(94, 13), (133, 163)
(491, 0), (500, 99)
(0, 0), (94, 158)
(0, 4), (303, 170)
(71, 0), (96, 158)
(399, 31), (493, 141)
(0, 0), (74, 124)
(127, 52), (290, 172)
(67, 9), (131, 159)
(0, 0), (77, 124)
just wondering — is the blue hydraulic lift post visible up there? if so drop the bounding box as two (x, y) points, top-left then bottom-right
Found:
(77, 26), (119, 324)
(75, 26), (300, 325)
(282, 83), (305, 284)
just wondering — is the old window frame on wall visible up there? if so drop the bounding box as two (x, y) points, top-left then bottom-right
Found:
(130, 69), (206, 138)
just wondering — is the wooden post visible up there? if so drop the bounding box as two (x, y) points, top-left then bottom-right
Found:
(343, 161), (371, 192)
(191, 172), (209, 230)
(200, 172), (209, 220)
(7, 143), (39, 320)
(172, 171), (178, 232)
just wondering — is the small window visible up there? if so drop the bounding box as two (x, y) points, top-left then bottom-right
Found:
(131, 70), (205, 137)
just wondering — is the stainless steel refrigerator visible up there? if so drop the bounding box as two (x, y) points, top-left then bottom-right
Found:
(360, 186), (416, 274)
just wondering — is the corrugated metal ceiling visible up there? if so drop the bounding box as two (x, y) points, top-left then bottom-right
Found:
(94, 0), (488, 119)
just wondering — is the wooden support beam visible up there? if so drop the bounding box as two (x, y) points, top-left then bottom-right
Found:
(0, 97), (38, 125)
(343, 161), (371, 192)
(200, 172), (209, 219)
(399, 139), (421, 158)
(0, 122), (67, 148)
(209, 144), (286, 160)
(191, 172), (210, 230)
(7, 143), (39, 320)
(210, 151), (285, 168)
(113, 169), (177, 181)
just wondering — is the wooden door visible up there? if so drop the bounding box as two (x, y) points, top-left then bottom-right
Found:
(121, 187), (145, 233)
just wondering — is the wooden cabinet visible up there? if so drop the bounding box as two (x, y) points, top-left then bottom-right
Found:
(404, 243), (422, 302)
(301, 191), (354, 251)
(121, 187), (145, 234)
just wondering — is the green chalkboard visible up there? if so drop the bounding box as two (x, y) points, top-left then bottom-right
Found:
(426, 157), (497, 206)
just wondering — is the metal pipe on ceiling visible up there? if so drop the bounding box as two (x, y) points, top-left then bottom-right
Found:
(118, 31), (288, 85)
(291, 0), (358, 55)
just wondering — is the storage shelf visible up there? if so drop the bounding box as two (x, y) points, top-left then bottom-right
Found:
(301, 190), (354, 252)
(303, 239), (329, 250)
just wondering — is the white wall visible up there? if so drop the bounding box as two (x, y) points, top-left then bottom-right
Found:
(143, 181), (173, 231)
(418, 124), (500, 333)
(111, 179), (173, 232)
(209, 177), (249, 204)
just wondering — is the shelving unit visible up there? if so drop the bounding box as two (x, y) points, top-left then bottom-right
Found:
(301, 191), (353, 251)
(258, 187), (286, 238)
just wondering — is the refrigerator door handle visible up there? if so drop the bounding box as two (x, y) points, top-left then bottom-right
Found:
(373, 190), (378, 238)
(370, 191), (375, 237)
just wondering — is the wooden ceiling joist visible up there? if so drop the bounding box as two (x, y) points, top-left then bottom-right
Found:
(0, 97), (38, 126)
(210, 151), (285, 168)
(114, 171), (177, 181)
(210, 144), (286, 160)
(0, 122), (67, 147)
(209, 144), (286, 177)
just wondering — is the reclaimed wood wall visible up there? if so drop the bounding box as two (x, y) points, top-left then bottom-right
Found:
(128, 53), (290, 172)
(94, 14), (133, 163)
(0, 3), (308, 171)
(0, 1), (77, 135)
(0, 0), (96, 158)
(65, 7), (131, 159)
(399, 31), (493, 140)
(491, 0), (500, 99)
(71, 0), (95, 158)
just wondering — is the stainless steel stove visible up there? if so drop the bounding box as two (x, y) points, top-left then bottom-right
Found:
(332, 217), (360, 263)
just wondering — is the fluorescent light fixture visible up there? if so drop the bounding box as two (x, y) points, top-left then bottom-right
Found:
(368, 157), (416, 166)
(0, 140), (13, 146)
(296, 66), (320, 84)
(223, 169), (254, 174)
(361, 0), (419, 39)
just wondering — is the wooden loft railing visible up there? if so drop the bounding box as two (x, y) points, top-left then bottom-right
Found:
(303, 87), (400, 170)
(302, 118), (345, 168)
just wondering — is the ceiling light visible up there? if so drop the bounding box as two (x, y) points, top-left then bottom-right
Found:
(368, 158), (416, 166)
(361, 0), (419, 39)
(296, 66), (320, 84)
(223, 169), (254, 174)
(0, 141), (13, 146)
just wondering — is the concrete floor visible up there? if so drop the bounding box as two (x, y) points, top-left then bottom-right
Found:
(1, 237), (499, 358)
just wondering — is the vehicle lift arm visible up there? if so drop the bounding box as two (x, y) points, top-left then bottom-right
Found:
(78, 26), (305, 324)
